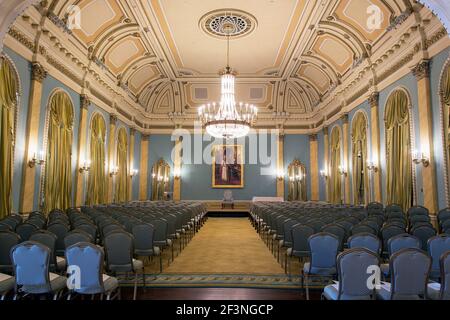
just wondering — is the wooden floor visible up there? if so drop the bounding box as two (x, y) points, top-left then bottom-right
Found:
(120, 287), (320, 300)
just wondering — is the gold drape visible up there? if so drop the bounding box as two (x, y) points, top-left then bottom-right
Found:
(87, 114), (106, 205)
(444, 65), (450, 186)
(44, 91), (74, 213)
(0, 58), (16, 218)
(330, 127), (342, 204)
(351, 113), (368, 205)
(115, 128), (128, 203)
(385, 90), (412, 212)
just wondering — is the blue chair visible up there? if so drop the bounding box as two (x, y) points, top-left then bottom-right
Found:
(376, 248), (431, 300)
(323, 248), (380, 300)
(47, 223), (69, 256)
(15, 223), (38, 241)
(304, 233), (340, 300)
(347, 233), (381, 255)
(0, 231), (21, 273)
(65, 242), (120, 300)
(350, 224), (377, 236)
(411, 225), (437, 251)
(64, 230), (93, 249)
(381, 234), (421, 277)
(104, 231), (144, 300)
(381, 225), (405, 256)
(30, 230), (66, 272)
(10, 241), (67, 299)
(279, 220), (298, 266)
(407, 206), (429, 217)
(321, 224), (346, 249)
(132, 224), (161, 272)
(286, 225), (314, 276)
(427, 251), (450, 300)
(427, 235), (450, 280)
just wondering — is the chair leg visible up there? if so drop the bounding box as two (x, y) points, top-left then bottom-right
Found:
(159, 254), (163, 273)
(305, 274), (309, 300)
(142, 268), (146, 292)
(133, 272), (138, 300)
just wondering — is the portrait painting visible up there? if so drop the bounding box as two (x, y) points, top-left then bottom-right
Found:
(212, 145), (244, 188)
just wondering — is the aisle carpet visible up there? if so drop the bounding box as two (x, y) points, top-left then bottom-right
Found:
(131, 218), (304, 289)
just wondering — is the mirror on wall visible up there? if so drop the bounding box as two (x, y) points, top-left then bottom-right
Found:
(287, 159), (307, 201)
(151, 159), (171, 201)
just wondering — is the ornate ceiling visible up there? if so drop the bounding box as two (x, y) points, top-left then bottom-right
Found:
(5, 0), (449, 131)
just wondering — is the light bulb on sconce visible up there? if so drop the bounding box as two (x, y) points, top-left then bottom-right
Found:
(79, 159), (91, 174)
(28, 150), (45, 168)
(276, 169), (285, 181)
(338, 165), (348, 177)
(173, 168), (182, 180)
(366, 160), (378, 172)
(130, 169), (139, 178)
(413, 150), (430, 167)
(320, 169), (328, 180)
(110, 165), (119, 177)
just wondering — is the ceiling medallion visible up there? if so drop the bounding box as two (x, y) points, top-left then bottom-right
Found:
(199, 9), (257, 39)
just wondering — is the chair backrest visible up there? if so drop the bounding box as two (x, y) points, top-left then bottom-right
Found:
(132, 223), (155, 251)
(283, 220), (299, 244)
(64, 230), (93, 248)
(390, 248), (431, 299)
(290, 225), (314, 255)
(223, 190), (233, 201)
(104, 231), (134, 272)
(308, 233), (340, 271)
(65, 242), (105, 295)
(16, 223), (38, 241)
(150, 219), (168, 242)
(440, 251), (450, 300)
(427, 235), (450, 278)
(102, 224), (124, 237)
(350, 224), (377, 236)
(29, 230), (57, 264)
(438, 209), (450, 227)
(0, 231), (21, 272)
(387, 234), (421, 257)
(408, 206), (429, 217)
(322, 224), (346, 248)
(76, 223), (97, 240)
(411, 226), (437, 250)
(337, 248), (380, 300)
(11, 241), (51, 294)
(46, 223), (69, 254)
(347, 233), (381, 254)
(385, 204), (403, 216)
(381, 225), (405, 252)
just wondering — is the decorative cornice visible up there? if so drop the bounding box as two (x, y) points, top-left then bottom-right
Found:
(412, 60), (430, 80)
(80, 94), (90, 110)
(31, 62), (47, 82)
(425, 27), (448, 49)
(7, 27), (35, 52)
(368, 92), (380, 108)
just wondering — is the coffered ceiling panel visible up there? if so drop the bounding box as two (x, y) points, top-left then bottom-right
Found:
(312, 34), (354, 75)
(104, 37), (146, 74)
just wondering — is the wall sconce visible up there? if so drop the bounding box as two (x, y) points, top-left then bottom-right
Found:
(110, 165), (119, 177)
(320, 169), (328, 180)
(366, 160), (378, 172)
(130, 169), (139, 178)
(413, 151), (430, 167)
(174, 168), (182, 180)
(79, 160), (91, 174)
(338, 165), (348, 177)
(276, 169), (285, 181)
(157, 175), (163, 182)
(28, 151), (45, 168)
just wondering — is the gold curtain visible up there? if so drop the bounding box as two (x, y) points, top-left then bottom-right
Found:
(330, 127), (342, 204)
(0, 58), (17, 218)
(443, 65), (450, 183)
(44, 91), (74, 213)
(115, 128), (128, 203)
(87, 114), (106, 205)
(385, 90), (412, 212)
(351, 113), (368, 205)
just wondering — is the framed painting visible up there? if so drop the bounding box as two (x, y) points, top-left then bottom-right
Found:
(212, 145), (244, 188)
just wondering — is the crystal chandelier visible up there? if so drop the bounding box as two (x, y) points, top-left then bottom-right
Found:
(198, 25), (257, 139)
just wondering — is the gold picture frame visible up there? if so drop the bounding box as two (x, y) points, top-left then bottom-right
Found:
(212, 145), (244, 188)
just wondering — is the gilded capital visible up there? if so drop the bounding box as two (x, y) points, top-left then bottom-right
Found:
(412, 60), (430, 80)
(341, 113), (349, 124)
(368, 92), (379, 108)
(31, 62), (47, 82)
(110, 114), (118, 125)
(323, 126), (329, 135)
(80, 94), (90, 110)
(309, 134), (318, 142)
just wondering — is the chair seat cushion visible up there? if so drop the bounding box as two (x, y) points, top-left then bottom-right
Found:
(427, 282), (441, 300)
(0, 273), (14, 293)
(102, 275), (119, 293)
(49, 273), (67, 292)
(132, 259), (144, 271)
(303, 262), (336, 276)
(376, 282), (422, 300)
(323, 284), (339, 300)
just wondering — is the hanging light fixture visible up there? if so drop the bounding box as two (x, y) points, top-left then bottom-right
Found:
(198, 20), (257, 139)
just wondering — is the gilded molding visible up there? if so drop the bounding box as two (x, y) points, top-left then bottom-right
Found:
(425, 27), (448, 49)
(7, 27), (35, 52)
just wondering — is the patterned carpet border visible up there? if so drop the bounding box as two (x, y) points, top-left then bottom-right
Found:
(120, 273), (325, 290)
